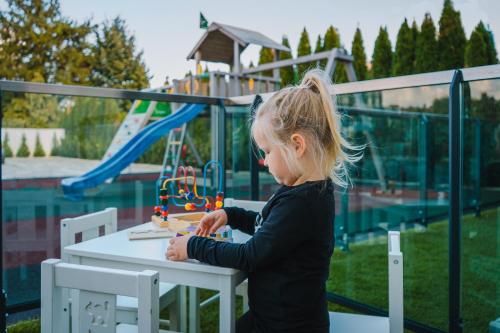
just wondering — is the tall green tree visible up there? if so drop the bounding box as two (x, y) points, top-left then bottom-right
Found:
(475, 21), (498, 64)
(351, 27), (368, 80)
(16, 134), (30, 157)
(415, 13), (439, 73)
(33, 133), (46, 157)
(371, 27), (393, 79)
(393, 18), (415, 76)
(297, 27), (312, 79)
(465, 28), (489, 67)
(323, 26), (340, 51)
(50, 133), (60, 156)
(411, 19), (419, 46)
(321, 26), (347, 83)
(314, 35), (323, 54)
(279, 36), (295, 86)
(91, 17), (150, 90)
(314, 34), (323, 70)
(411, 19), (419, 69)
(0, 0), (94, 84)
(258, 47), (274, 77)
(438, 0), (466, 70)
(2, 133), (14, 158)
(321, 26), (340, 68)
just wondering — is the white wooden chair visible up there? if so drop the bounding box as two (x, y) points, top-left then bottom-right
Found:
(188, 198), (266, 332)
(60, 208), (181, 331)
(329, 231), (404, 333)
(41, 258), (175, 333)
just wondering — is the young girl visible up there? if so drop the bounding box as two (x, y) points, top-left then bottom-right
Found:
(167, 69), (361, 332)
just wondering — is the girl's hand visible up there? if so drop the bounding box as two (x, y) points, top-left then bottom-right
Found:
(166, 234), (193, 261)
(195, 210), (228, 237)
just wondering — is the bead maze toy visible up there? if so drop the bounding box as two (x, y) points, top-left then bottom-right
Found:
(152, 161), (231, 241)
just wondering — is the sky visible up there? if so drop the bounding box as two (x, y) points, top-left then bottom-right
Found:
(3, 0), (500, 87)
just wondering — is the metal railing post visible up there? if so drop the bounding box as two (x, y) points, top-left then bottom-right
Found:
(419, 115), (429, 226)
(1, 87), (6, 332)
(448, 69), (463, 333)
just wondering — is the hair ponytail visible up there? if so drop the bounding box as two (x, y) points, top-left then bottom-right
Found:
(252, 68), (363, 187)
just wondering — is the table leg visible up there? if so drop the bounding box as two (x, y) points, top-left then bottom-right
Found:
(189, 286), (200, 333)
(219, 277), (236, 333)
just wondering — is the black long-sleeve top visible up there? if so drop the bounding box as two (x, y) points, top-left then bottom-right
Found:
(187, 179), (335, 332)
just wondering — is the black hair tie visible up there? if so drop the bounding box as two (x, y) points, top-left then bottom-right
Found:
(249, 94), (263, 122)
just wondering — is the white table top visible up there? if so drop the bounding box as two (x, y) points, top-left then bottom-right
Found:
(64, 221), (250, 276)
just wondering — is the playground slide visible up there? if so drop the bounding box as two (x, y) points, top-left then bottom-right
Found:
(62, 103), (207, 199)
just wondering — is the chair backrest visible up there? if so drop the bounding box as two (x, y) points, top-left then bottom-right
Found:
(388, 231), (403, 333)
(41, 258), (159, 333)
(224, 198), (267, 212)
(60, 207), (117, 261)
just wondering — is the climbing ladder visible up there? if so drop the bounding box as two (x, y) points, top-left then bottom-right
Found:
(160, 122), (203, 180)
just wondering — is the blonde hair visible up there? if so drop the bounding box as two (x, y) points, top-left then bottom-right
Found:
(251, 69), (363, 187)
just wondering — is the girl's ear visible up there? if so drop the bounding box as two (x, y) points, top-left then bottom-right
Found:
(290, 133), (306, 158)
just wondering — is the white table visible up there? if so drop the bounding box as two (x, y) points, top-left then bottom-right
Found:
(64, 221), (248, 333)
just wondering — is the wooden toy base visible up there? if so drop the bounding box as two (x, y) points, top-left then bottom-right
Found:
(151, 212), (206, 231)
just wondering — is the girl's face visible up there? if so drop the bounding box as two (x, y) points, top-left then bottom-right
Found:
(253, 124), (298, 186)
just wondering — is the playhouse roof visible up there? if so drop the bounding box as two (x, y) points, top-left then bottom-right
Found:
(186, 22), (291, 64)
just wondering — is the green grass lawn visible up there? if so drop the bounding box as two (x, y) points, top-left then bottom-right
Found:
(7, 209), (499, 333)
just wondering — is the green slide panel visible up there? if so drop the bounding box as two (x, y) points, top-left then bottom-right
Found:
(152, 102), (172, 118)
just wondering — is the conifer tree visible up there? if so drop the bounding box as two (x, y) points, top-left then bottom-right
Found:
(411, 19), (419, 70)
(415, 13), (439, 73)
(323, 26), (341, 51)
(0, 0), (94, 84)
(297, 27), (312, 79)
(314, 35), (323, 54)
(33, 133), (46, 157)
(16, 134), (30, 157)
(475, 21), (498, 64)
(279, 36), (295, 86)
(314, 34), (323, 69)
(91, 17), (150, 90)
(2, 133), (14, 158)
(465, 28), (488, 67)
(322, 26), (339, 71)
(438, 0), (466, 70)
(372, 27), (393, 79)
(351, 27), (368, 80)
(50, 133), (60, 157)
(258, 47), (274, 77)
(321, 26), (347, 82)
(393, 19), (415, 76)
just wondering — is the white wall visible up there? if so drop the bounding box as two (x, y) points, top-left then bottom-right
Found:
(1, 128), (65, 157)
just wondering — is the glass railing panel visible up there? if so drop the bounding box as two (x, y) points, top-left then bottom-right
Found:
(461, 78), (500, 332)
(1, 91), (212, 309)
(225, 106), (252, 200)
(329, 84), (451, 332)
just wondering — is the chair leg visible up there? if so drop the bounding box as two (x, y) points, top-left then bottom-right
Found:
(168, 287), (181, 331)
(236, 282), (249, 313)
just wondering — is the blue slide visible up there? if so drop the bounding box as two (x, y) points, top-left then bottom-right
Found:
(62, 103), (207, 199)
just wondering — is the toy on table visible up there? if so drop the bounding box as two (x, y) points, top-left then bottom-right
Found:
(151, 161), (231, 242)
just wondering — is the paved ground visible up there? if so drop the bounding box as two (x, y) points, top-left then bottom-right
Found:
(1, 157), (162, 180)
